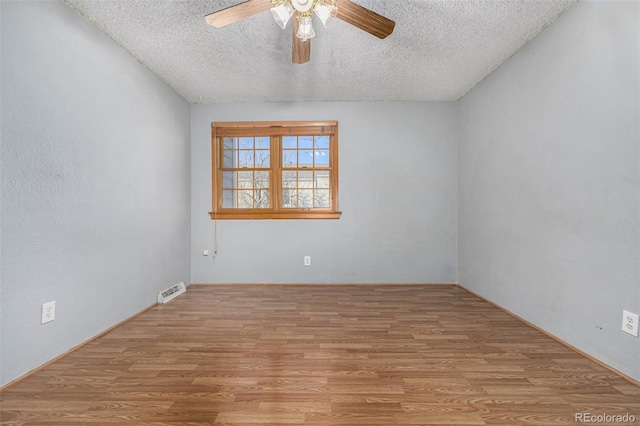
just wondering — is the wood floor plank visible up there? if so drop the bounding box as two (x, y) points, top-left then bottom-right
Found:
(1, 285), (638, 425)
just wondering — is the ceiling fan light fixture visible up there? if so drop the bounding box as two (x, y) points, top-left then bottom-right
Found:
(313, 0), (337, 28)
(206, 0), (395, 64)
(271, 1), (294, 29)
(296, 13), (315, 42)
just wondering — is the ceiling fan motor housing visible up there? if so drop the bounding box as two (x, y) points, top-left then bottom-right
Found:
(291, 0), (313, 12)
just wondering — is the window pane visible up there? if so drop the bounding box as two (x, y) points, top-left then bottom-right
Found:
(239, 137), (254, 149)
(298, 171), (313, 188)
(237, 190), (253, 208)
(282, 171), (296, 189)
(314, 171), (329, 188)
(283, 136), (297, 149)
(255, 190), (270, 208)
(298, 136), (313, 149)
(223, 137), (237, 149)
(255, 149), (270, 167)
(299, 136), (313, 149)
(222, 150), (237, 168)
(315, 190), (330, 208)
(222, 171), (236, 189)
(314, 149), (329, 166)
(239, 150), (254, 168)
(255, 137), (270, 149)
(237, 171), (253, 188)
(299, 150), (313, 167)
(282, 150), (297, 167)
(314, 136), (329, 149)
(222, 190), (235, 208)
(282, 189), (297, 208)
(254, 171), (270, 189)
(299, 190), (313, 208)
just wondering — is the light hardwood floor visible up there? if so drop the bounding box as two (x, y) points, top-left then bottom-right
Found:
(1, 285), (638, 425)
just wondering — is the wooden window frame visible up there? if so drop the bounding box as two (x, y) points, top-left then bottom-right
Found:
(210, 121), (341, 220)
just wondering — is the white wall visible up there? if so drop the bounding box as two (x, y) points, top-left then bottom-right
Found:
(191, 102), (458, 284)
(458, 0), (639, 381)
(0, 1), (191, 386)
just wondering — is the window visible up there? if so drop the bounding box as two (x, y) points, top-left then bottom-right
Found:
(210, 121), (340, 220)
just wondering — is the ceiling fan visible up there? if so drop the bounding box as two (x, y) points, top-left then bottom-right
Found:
(205, 0), (395, 64)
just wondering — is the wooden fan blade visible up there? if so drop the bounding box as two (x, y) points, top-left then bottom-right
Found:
(205, 0), (272, 28)
(335, 0), (395, 39)
(292, 18), (311, 64)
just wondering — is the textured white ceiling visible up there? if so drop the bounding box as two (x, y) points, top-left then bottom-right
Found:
(64, 0), (577, 104)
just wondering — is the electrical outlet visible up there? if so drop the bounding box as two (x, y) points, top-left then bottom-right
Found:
(622, 310), (639, 337)
(304, 256), (311, 266)
(41, 301), (55, 324)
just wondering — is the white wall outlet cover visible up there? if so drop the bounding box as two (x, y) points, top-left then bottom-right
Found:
(41, 301), (55, 324)
(622, 310), (639, 337)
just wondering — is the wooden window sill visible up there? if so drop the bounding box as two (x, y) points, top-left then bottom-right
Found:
(209, 211), (342, 220)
